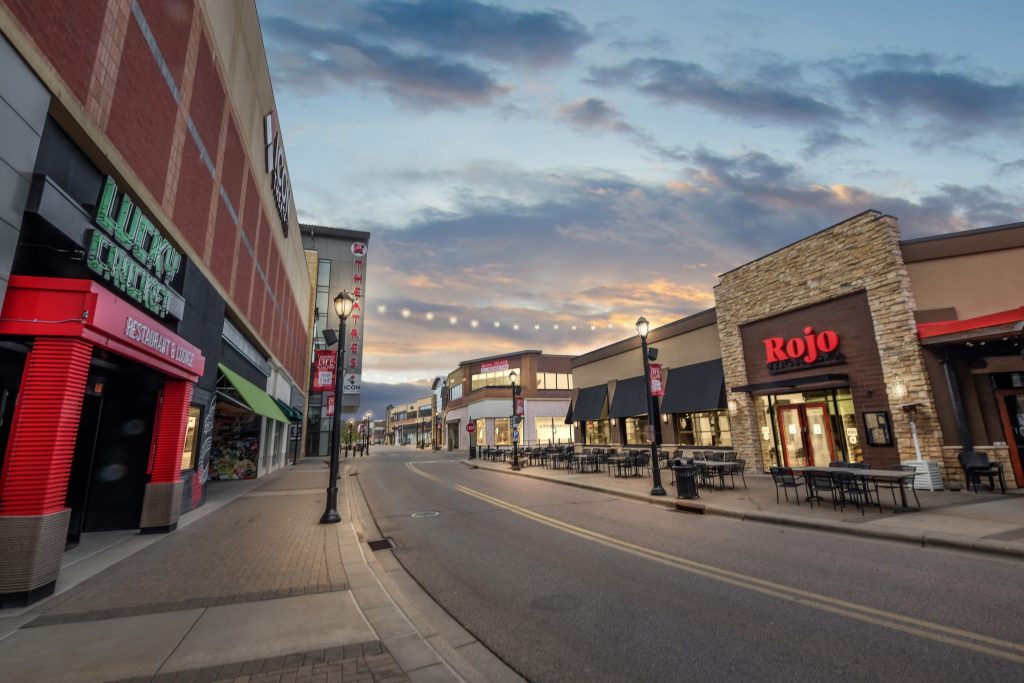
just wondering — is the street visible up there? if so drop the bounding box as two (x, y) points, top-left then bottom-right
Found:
(353, 448), (1024, 681)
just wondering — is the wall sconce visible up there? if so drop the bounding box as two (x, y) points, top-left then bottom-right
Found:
(888, 381), (908, 401)
(727, 398), (738, 414)
(661, 413), (668, 423)
(610, 418), (617, 426)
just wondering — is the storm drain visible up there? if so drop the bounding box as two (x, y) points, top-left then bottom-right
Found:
(367, 538), (395, 551)
(411, 511), (440, 518)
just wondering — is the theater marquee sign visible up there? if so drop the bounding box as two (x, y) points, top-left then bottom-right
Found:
(87, 177), (185, 319)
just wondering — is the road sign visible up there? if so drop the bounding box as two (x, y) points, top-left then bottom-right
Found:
(466, 422), (476, 433)
(512, 429), (520, 441)
(289, 423), (301, 438)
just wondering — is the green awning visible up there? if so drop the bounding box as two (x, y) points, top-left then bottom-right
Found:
(273, 397), (304, 422)
(218, 363), (289, 423)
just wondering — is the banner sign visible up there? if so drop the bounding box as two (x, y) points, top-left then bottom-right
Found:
(515, 397), (525, 416)
(326, 393), (335, 417)
(649, 363), (664, 397)
(481, 359), (510, 373)
(312, 349), (336, 391)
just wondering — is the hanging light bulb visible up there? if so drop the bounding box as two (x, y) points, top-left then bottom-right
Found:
(449, 314), (458, 325)
(513, 321), (520, 330)
(553, 323), (560, 330)
(533, 323), (540, 330)
(401, 308), (411, 318)
(471, 319), (479, 328)
(425, 311), (434, 321)
(590, 324), (596, 331)
(493, 321), (500, 328)
(377, 304), (387, 313)
(571, 323), (577, 331)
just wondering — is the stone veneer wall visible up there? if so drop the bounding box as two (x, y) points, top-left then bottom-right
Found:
(714, 211), (945, 472)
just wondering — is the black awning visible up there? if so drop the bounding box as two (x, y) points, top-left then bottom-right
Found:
(564, 401), (573, 425)
(660, 359), (726, 414)
(731, 373), (849, 396)
(572, 385), (608, 422)
(608, 376), (648, 418)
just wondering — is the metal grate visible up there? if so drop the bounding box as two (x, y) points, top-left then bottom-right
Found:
(367, 538), (395, 551)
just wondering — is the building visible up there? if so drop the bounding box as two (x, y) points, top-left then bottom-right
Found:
(388, 397), (434, 447)
(0, 1), (311, 606)
(300, 224), (371, 457)
(568, 211), (1023, 488)
(444, 351), (574, 450)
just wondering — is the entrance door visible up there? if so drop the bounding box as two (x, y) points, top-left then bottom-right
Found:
(996, 390), (1024, 486)
(65, 394), (103, 547)
(777, 402), (836, 467)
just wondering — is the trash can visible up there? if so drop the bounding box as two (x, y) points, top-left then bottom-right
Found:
(469, 445), (477, 460)
(671, 464), (699, 499)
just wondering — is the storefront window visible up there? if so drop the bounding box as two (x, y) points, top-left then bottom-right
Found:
(624, 415), (649, 445)
(494, 418), (511, 445)
(181, 406), (201, 470)
(474, 418), (485, 445)
(676, 410), (731, 447)
(585, 419), (610, 445)
(471, 368), (521, 391)
(535, 417), (574, 445)
(536, 372), (573, 390)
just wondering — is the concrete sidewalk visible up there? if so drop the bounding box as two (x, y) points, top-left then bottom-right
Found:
(0, 459), (521, 683)
(465, 457), (1024, 560)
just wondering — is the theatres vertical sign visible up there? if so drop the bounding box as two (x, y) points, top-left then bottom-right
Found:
(340, 241), (367, 412)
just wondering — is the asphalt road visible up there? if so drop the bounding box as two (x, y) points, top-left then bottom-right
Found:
(351, 448), (1024, 681)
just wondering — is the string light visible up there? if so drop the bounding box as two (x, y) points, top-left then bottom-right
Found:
(449, 315), (457, 325)
(377, 304), (386, 313)
(493, 321), (501, 328)
(553, 323), (559, 330)
(571, 323), (577, 331)
(590, 324), (596, 331)
(425, 311), (434, 321)
(533, 323), (540, 330)
(401, 308), (411, 318)
(471, 319), (479, 328)
(513, 322), (519, 330)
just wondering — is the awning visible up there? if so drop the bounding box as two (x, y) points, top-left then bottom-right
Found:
(572, 385), (608, 422)
(660, 359), (726, 414)
(218, 363), (289, 423)
(731, 373), (850, 396)
(273, 397), (303, 422)
(563, 401), (573, 425)
(608, 376), (648, 418)
(918, 306), (1024, 343)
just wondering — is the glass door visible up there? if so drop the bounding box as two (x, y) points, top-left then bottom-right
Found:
(804, 403), (837, 467)
(777, 406), (807, 467)
(996, 390), (1024, 485)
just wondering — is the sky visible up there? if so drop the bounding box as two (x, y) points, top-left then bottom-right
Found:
(257, 0), (1024, 415)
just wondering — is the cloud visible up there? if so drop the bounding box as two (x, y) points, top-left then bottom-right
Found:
(360, 0), (590, 67)
(801, 128), (864, 158)
(260, 16), (507, 108)
(587, 58), (846, 126)
(998, 159), (1024, 174)
(559, 98), (634, 134)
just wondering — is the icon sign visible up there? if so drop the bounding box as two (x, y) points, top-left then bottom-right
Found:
(466, 422), (476, 433)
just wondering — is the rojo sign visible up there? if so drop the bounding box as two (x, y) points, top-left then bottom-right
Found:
(763, 326), (844, 374)
(87, 177), (184, 319)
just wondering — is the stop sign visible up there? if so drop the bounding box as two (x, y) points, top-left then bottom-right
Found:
(466, 422), (476, 433)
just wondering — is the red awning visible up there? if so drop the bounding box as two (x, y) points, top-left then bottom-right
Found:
(0, 276), (204, 382)
(917, 306), (1024, 340)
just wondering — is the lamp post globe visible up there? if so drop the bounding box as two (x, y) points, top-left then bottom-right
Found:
(636, 316), (666, 496)
(321, 290), (355, 524)
(510, 370), (521, 471)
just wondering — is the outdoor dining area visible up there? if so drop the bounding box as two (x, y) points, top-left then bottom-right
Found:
(769, 463), (921, 514)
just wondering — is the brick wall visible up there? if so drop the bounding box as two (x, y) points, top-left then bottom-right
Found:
(0, 0), (309, 386)
(714, 211), (945, 472)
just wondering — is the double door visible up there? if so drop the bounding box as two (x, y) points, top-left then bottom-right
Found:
(777, 402), (836, 468)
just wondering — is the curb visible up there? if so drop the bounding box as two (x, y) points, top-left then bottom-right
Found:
(461, 459), (1024, 561)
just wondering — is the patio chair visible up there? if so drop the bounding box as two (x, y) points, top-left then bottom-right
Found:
(958, 451), (1007, 493)
(828, 460), (849, 468)
(727, 458), (748, 489)
(833, 470), (870, 515)
(769, 466), (803, 505)
(874, 464), (921, 512)
(805, 470), (842, 510)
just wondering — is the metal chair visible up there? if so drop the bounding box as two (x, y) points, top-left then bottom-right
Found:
(874, 464), (921, 512)
(958, 451), (1007, 493)
(769, 466), (803, 505)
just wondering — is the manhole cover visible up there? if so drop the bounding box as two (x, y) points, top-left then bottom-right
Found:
(411, 511), (440, 518)
(367, 538), (395, 551)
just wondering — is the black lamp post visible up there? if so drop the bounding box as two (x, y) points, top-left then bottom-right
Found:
(320, 290), (355, 524)
(637, 316), (666, 496)
(346, 419), (354, 457)
(510, 370), (521, 471)
(363, 412), (372, 456)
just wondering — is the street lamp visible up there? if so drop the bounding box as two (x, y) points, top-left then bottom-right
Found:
(363, 411), (372, 456)
(346, 419), (354, 457)
(510, 370), (521, 471)
(321, 290), (355, 524)
(636, 316), (666, 496)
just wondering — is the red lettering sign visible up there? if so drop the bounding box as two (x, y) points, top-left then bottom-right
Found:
(763, 327), (844, 374)
(312, 349), (336, 391)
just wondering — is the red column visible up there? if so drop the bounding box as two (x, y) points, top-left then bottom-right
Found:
(149, 380), (193, 484)
(0, 338), (92, 516)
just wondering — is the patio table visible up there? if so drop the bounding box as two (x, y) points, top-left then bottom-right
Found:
(692, 460), (734, 489)
(792, 466), (918, 513)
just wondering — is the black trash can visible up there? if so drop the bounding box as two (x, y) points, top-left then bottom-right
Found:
(469, 445), (477, 460)
(671, 464), (699, 499)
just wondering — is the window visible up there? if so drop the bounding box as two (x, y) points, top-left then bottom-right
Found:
(534, 417), (574, 445)
(676, 410), (732, 447)
(317, 260), (331, 287)
(449, 384), (463, 401)
(584, 419), (611, 445)
(624, 415), (650, 445)
(536, 372), (573, 390)
(494, 418), (511, 445)
(471, 367), (521, 391)
(180, 406), (201, 470)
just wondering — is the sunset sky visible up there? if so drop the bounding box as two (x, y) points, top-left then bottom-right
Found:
(257, 0), (1024, 413)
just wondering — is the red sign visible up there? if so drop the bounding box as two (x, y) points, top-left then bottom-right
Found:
(466, 422), (476, 433)
(326, 393), (335, 417)
(515, 397), (525, 416)
(649, 363), (664, 397)
(763, 327), (844, 374)
(481, 359), (510, 373)
(312, 350), (336, 391)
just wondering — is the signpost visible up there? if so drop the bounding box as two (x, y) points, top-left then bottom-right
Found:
(466, 421), (477, 459)
(466, 422), (476, 433)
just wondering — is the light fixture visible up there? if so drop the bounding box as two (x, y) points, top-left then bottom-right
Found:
(727, 398), (739, 414)
(534, 323), (540, 330)
(553, 323), (559, 330)
(571, 324), (577, 331)
(471, 319), (479, 328)
(636, 316), (650, 339)
(425, 311), (434, 321)
(509, 370), (517, 384)
(661, 413), (668, 423)
(377, 304), (386, 313)
(449, 314), (457, 325)
(590, 324), (596, 331)
(611, 418), (617, 426)
(888, 381), (908, 401)
(334, 290), (355, 319)
(494, 321), (501, 328)
(401, 308), (411, 318)
(513, 321), (520, 330)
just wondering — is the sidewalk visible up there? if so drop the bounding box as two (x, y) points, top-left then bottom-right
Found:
(464, 457), (1024, 559)
(0, 459), (521, 683)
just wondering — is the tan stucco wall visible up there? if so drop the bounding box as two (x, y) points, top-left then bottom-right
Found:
(714, 211), (944, 472)
(573, 323), (721, 389)
(906, 247), (1024, 319)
